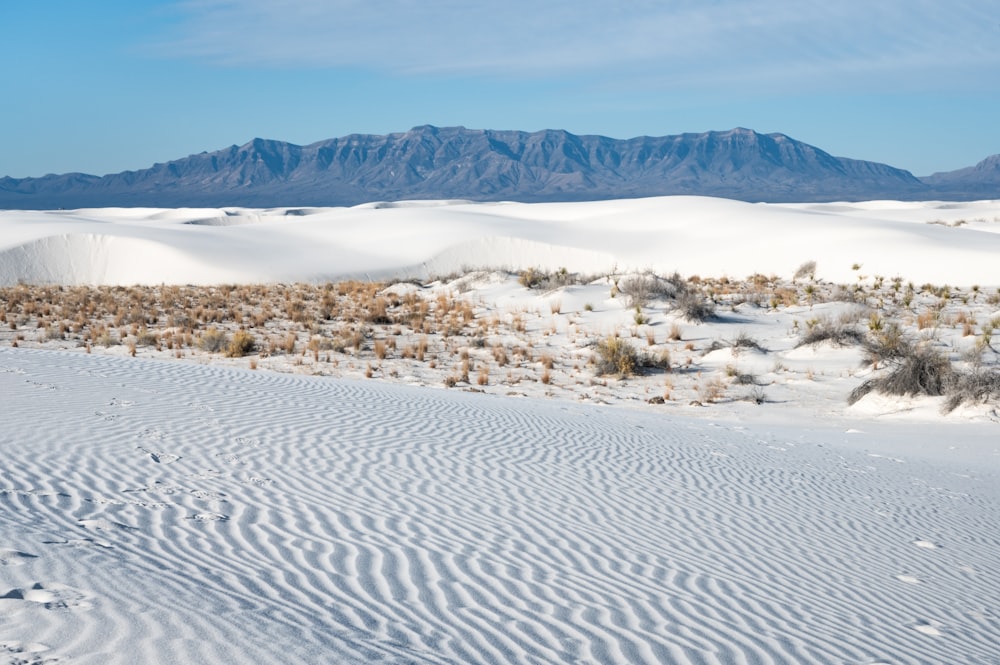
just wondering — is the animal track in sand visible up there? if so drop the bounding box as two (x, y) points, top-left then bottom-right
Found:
(234, 436), (262, 448)
(0, 550), (38, 567)
(0, 641), (54, 665)
(137, 447), (180, 464)
(215, 453), (246, 466)
(189, 512), (228, 522)
(1, 583), (92, 611)
(24, 380), (57, 391)
(93, 410), (119, 423)
(189, 489), (226, 501)
(41, 537), (113, 550)
(106, 397), (134, 408)
(78, 518), (136, 533)
(124, 481), (183, 495)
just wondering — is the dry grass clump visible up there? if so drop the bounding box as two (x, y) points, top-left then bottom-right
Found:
(225, 330), (257, 358)
(617, 273), (672, 308)
(798, 317), (865, 348)
(669, 275), (715, 322)
(198, 327), (229, 353)
(848, 341), (952, 405)
(518, 266), (584, 290)
(594, 336), (671, 378)
(594, 336), (639, 377)
(943, 367), (1000, 412)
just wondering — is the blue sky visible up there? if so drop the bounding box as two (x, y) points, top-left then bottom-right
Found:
(2, 0), (997, 178)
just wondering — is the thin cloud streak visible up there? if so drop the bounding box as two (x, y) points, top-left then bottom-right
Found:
(158, 0), (999, 91)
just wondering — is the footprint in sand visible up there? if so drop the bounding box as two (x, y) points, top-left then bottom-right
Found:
(137, 428), (164, 441)
(909, 619), (944, 636)
(0, 550), (38, 567)
(189, 489), (226, 501)
(190, 512), (228, 522)
(0, 641), (54, 665)
(78, 518), (136, 533)
(1, 583), (92, 612)
(137, 446), (180, 464)
(42, 537), (113, 550)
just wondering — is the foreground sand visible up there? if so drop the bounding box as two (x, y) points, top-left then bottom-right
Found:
(2, 348), (998, 664)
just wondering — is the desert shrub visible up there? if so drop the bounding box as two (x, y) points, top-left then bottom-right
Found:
(225, 330), (257, 358)
(674, 289), (716, 322)
(618, 273), (671, 308)
(861, 322), (909, 367)
(798, 317), (864, 348)
(518, 266), (583, 291)
(518, 268), (542, 289)
(943, 367), (1000, 412)
(743, 385), (768, 404)
(639, 349), (672, 372)
(594, 336), (639, 377)
(198, 327), (229, 353)
(135, 329), (159, 347)
(731, 331), (766, 353)
(793, 260), (817, 281)
(848, 342), (952, 405)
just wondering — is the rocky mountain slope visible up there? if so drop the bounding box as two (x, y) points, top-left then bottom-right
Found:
(0, 126), (994, 208)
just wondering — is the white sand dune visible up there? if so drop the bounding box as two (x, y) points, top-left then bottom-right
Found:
(2, 348), (998, 664)
(2, 197), (999, 286)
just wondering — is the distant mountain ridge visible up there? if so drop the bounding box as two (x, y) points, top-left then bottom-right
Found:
(0, 126), (995, 208)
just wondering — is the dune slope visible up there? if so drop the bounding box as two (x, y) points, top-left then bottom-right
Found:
(2, 197), (999, 287)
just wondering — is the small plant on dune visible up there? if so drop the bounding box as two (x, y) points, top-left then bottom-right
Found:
(743, 385), (768, 404)
(861, 322), (908, 369)
(731, 331), (766, 353)
(198, 327), (229, 353)
(848, 340), (952, 405)
(943, 367), (1000, 413)
(797, 317), (864, 348)
(594, 336), (640, 378)
(518, 268), (544, 289)
(225, 330), (257, 358)
(674, 288), (715, 323)
(618, 273), (670, 308)
(643, 349), (672, 372)
(793, 260), (816, 282)
(697, 377), (727, 403)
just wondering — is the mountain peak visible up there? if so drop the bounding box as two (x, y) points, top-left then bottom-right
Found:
(0, 127), (993, 208)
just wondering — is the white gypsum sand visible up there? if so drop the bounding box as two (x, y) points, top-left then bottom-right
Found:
(1, 196), (999, 663)
(1, 197), (1000, 286)
(1, 348), (998, 664)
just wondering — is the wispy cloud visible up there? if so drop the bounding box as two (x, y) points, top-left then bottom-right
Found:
(158, 0), (999, 90)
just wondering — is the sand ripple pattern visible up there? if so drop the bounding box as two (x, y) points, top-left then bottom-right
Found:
(1, 348), (998, 664)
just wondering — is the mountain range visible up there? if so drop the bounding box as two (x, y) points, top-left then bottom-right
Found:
(1, 126), (996, 208)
